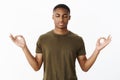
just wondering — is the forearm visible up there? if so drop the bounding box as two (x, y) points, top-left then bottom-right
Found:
(84, 49), (100, 71)
(79, 35), (111, 72)
(22, 46), (40, 71)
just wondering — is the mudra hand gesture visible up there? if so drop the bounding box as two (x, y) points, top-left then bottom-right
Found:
(96, 35), (111, 51)
(10, 34), (26, 49)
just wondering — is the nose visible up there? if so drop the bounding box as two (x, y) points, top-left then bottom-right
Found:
(59, 16), (63, 22)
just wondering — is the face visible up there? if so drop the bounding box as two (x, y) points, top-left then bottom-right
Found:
(52, 8), (71, 29)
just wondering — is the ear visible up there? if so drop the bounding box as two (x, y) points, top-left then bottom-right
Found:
(52, 15), (54, 20)
(69, 15), (71, 20)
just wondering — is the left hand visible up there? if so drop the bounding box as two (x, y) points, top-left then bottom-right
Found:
(96, 35), (112, 51)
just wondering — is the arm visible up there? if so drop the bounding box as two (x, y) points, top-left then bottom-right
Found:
(10, 34), (43, 71)
(77, 35), (111, 72)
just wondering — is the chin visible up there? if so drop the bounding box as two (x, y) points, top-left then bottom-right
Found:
(58, 25), (67, 29)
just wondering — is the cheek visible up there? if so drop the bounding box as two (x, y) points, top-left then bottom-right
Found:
(64, 19), (69, 23)
(54, 19), (59, 23)
(53, 20), (58, 26)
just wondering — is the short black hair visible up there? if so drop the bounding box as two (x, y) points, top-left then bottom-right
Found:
(53, 4), (70, 14)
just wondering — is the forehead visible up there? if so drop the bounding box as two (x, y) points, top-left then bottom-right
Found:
(53, 8), (69, 15)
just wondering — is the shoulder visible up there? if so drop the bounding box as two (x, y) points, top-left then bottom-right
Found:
(39, 30), (53, 38)
(69, 31), (83, 40)
(37, 30), (53, 42)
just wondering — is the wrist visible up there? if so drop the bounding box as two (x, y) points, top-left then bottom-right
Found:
(22, 45), (27, 51)
(94, 48), (100, 54)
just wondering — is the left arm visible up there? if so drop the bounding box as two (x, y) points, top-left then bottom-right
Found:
(77, 35), (111, 72)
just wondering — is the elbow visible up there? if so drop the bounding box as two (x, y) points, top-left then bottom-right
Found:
(81, 67), (90, 72)
(33, 67), (40, 71)
(82, 68), (89, 72)
(33, 62), (42, 71)
(34, 69), (38, 72)
(34, 68), (39, 71)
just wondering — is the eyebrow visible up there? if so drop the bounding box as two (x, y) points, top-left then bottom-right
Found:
(55, 13), (68, 15)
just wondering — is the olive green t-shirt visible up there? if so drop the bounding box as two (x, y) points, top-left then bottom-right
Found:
(36, 30), (86, 80)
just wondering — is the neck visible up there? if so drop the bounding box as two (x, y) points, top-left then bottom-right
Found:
(53, 28), (69, 35)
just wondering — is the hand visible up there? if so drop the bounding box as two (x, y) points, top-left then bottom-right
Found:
(96, 35), (112, 51)
(10, 34), (26, 49)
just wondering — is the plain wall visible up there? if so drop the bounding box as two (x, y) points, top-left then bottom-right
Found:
(0, 0), (119, 80)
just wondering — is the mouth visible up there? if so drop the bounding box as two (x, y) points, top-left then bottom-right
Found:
(59, 22), (64, 26)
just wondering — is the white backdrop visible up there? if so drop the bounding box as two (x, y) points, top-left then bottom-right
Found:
(0, 0), (120, 80)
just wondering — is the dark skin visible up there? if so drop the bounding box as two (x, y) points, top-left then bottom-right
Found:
(10, 8), (111, 72)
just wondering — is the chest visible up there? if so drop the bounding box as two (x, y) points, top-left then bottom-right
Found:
(42, 37), (80, 56)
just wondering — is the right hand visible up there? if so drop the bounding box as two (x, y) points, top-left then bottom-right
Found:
(10, 34), (26, 49)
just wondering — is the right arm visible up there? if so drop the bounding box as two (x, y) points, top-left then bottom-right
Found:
(10, 34), (43, 71)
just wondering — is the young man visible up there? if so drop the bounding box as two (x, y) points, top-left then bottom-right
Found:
(10, 4), (111, 80)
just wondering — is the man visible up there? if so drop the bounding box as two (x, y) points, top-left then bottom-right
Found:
(10, 4), (111, 80)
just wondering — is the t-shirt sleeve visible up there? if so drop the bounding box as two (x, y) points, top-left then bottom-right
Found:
(35, 36), (43, 54)
(77, 37), (86, 56)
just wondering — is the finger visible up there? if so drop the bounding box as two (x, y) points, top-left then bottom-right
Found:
(9, 34), (15, 41)
(13, 35), (23, 39)
(97, 37), (102, 43)
(100, 37), (106, 40)
(97, 37), (106, 43)
(14, 35), (23, 38)
(107, 35), (112, 40)
(106, 35), (112, 44)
